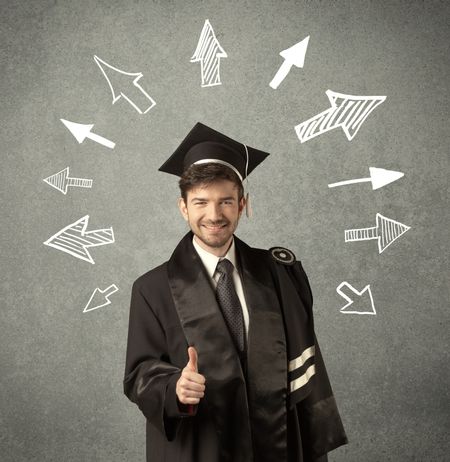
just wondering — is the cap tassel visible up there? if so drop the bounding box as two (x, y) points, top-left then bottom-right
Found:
(245, 192), (252, 218)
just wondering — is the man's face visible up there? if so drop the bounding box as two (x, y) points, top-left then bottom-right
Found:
(178, 180), (245, 255)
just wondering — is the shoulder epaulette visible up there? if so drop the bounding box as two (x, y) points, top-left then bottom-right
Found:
(269, 246), (296, 266)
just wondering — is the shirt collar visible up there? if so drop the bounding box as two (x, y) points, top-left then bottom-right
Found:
(192, 235), (237, 278)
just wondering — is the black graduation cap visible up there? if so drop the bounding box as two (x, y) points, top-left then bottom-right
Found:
(158, 122), (270, 181)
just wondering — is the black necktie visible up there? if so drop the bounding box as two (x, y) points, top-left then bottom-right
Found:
(215, 259), (245, 356)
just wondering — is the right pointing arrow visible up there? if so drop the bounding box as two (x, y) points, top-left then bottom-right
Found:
(345, 213), (410, 254)
(328, 167), (404, 190)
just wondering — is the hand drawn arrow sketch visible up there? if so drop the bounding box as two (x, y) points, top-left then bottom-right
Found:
(345, 213), (410, 254)
(43, 167), (93, 195)
(270, 36), (310, 89)
(44, 215), (114, 264)
(61, 118), (115, 149)
(328, 167), (404, 190)
(83, 284), (119, 313)
(295, 90), (386, 142)
(337, 281), (376, 315)
(94, 55), (156, 114)
(190, 19), (228, 87)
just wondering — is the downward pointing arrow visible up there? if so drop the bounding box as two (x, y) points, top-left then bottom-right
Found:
(328, 167), (404, 190)
(83, 284), (119, 312)
(336, 281), (376, 315)
(270, 36), (310, 89)
(61, 119), (115, 149)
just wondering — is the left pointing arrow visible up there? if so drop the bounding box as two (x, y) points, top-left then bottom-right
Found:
(44, 215), (114, 264)
(83, 284), (119, 313)
(60, 118), (115, 149)
(43, 167), (93, 195)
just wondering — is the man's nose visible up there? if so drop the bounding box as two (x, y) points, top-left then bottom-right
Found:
(206, 202), (222, 221)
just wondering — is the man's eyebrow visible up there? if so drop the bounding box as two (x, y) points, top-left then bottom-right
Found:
(190, 196), (236, 202)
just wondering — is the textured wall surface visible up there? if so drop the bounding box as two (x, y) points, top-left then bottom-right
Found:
(1, 1), (449, 460)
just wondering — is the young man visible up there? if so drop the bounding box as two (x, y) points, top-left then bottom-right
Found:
(123, 122), (347, 462)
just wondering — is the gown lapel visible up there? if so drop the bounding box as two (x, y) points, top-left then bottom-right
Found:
(167, 231), (253, 461)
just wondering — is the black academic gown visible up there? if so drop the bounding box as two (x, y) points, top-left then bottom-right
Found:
(123, 231), (347, 462)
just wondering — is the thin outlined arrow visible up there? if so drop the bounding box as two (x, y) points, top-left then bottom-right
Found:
(83, 284), (119, 313)
(336, 281), (376, 315)
(328, 167), (404, 190)
(345, 213), (410, 254)
(94, 55), (156, 114)
(43, 167), (93, 195)
(61, 118), (115, 149)
(295, 90), (386, 143)
(190, 19), (228, 87)
(270, 35), (310, 89)
(44, 215), (114, 264)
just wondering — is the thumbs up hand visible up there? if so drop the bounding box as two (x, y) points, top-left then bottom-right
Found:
(176, 346), (206, 405)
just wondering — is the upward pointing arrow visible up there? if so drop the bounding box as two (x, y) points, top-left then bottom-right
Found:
(190, 19), (228, 87)
(270, 36), (310, 89)
(61, 119), (115, 149)
(94, 55), (156, 114)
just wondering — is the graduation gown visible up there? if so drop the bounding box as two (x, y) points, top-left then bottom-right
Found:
(123, 231), (347, 461)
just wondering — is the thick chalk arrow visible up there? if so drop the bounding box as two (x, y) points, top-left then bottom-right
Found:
(83, 284), (119, 313)
(43, 167), (93, 195)
(61, 118), (115, 149)
(94, 55), (156, 114)
(270, 35), (310, 89)
(190, 19), (228, 87)
(337, 282), (376, 315)
(328, 167), (404, 190)
(295, 90), (386, 142)
(345, 213), (410, 254)
(44, 215), (114, 264)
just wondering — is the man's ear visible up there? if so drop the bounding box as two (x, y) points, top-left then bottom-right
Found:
(238, 196), (246, 216)
(178, 197), (189, 221)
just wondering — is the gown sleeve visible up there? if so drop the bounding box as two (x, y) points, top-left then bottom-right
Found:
(123, 279), (197, 442)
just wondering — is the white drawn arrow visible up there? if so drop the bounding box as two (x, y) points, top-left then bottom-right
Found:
(345, 213), (410, 254)
(295, 90), (386, 143)
(44, 215), (114, 264)
(94, 55), (156, 114)
(190, 19), (228, 87)
(328, 167), (404, 190)
(337, 281), (376, 315)
(61, 118), (115, 149)
(43, 167), (93, 195)
(270, 35), (310, 89)
(83, 284), (119, 313)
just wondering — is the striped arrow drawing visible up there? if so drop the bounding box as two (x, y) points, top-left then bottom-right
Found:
(44, 215), (114, 264)
(345, 213), (410, 254)
(43, 167), (93, 195)
(295, 90), (386, 143)
(61, 118), (115, 149)
(83, 284), (119, 313)
(328, 167), (404, 190)
(191, 19), (228, 87)
(337, 282), (376, 315)
(94, 55), (156, 114)
(270, 35), (310, 89)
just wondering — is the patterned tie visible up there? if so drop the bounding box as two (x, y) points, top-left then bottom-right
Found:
(215, 259), (245, 356)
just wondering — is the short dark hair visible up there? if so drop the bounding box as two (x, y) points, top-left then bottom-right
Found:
(179, 163), (244, 202)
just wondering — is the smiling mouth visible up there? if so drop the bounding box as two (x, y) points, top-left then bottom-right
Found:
(202, 224), (228, 230)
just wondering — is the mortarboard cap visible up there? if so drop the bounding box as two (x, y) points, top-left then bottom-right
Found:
(158, 122), (270, 181)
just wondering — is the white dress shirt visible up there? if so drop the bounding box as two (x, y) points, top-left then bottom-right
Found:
(192, 236), (249, 342)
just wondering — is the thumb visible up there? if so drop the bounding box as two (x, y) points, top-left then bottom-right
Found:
(186, 346), (198, 372)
